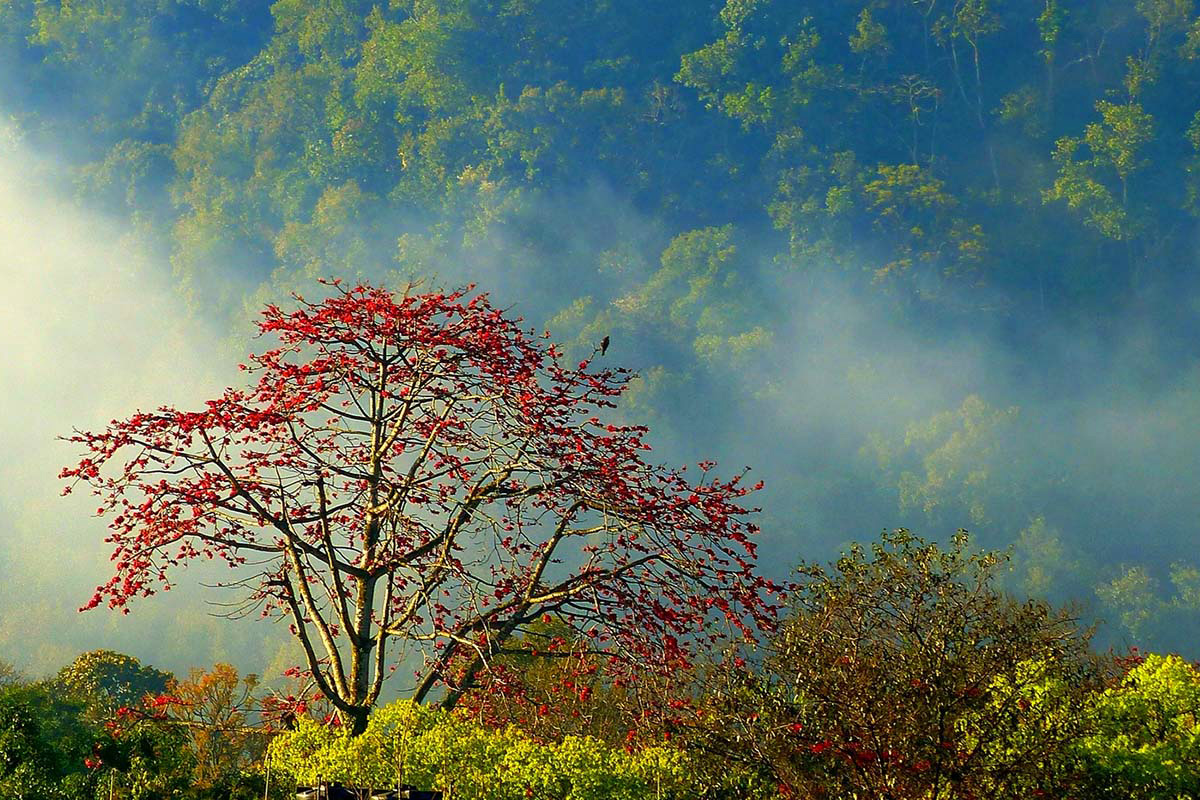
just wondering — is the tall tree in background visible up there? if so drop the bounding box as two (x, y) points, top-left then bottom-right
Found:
(61, 282), (779, 734)
(54, 649), (172, 721)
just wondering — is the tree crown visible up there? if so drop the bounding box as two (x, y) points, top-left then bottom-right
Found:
(62, 281), (779, 725)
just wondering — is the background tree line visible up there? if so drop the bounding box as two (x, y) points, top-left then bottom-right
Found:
(6, 0), (1200, 310)
(0, 649), (268, 798)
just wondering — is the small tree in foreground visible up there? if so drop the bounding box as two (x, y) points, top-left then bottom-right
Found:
(696, 530), (1100, 800)
(62, 282), (779, 733)
(167, 663), (263, 788)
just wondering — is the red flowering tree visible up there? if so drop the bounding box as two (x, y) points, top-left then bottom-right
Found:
(62, 282), (778, 733)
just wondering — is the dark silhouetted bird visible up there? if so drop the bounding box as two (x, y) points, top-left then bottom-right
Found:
(600, 335), (610, 355)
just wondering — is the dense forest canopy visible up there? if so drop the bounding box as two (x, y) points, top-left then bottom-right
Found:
(5, 0), (1200, 666)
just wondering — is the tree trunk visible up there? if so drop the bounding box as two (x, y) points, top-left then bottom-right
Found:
(344, 705), (370, 736)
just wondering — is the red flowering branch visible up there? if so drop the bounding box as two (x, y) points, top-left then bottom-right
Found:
(62, 282), (781, 733)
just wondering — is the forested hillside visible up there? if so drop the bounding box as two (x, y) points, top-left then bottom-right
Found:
(5, 0), (1200, 653)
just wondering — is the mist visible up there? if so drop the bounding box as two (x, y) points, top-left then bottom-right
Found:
(728, 268), (1200, 654)
(0, 123), (298, 678)
(7, 126), (1200, 678)
(6, 126), (1200, 682)
(4, 0), (1200, 686)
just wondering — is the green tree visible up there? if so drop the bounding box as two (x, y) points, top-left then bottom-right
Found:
(0, 660), (21, 689)
(0, 682), (97, 800)
(53, 650), (172, 721)
(1097, 563), (1200, 652)
(1077, 653), (1200, 799)
(865, 395), (1026, 531)
(1045, 100), (1156, 241)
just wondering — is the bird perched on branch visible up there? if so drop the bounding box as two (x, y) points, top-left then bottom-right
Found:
(599, 335), (610, 356)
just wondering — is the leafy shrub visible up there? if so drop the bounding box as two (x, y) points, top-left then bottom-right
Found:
(0, 685), (96, 800)
(268, 698), (747, 799)
(1077, 653), (1200, 799)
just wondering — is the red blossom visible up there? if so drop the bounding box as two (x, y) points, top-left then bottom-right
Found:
(61, 282), (780, 725)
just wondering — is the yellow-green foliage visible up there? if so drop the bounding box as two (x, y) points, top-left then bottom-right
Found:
(267, 700), (714, 800)
(1079, 654), (1200, 799)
